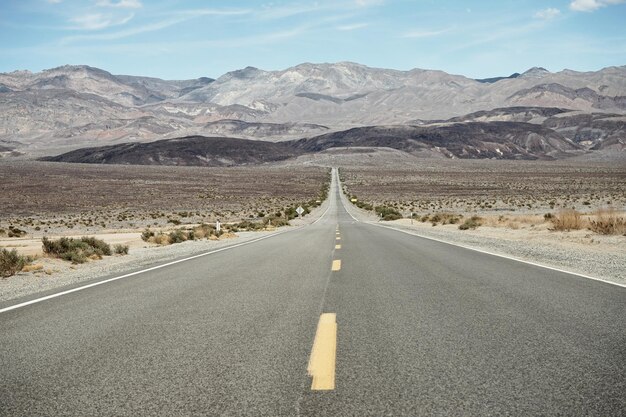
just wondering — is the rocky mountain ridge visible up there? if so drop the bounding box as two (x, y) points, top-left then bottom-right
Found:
(1, 62), (624, 157)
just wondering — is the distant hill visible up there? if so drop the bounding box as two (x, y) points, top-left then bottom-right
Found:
(40, 136), (298, 166)
(41, 116), (593, 166)
(289, 122), (580, 160)
(1, 62), (625, 157)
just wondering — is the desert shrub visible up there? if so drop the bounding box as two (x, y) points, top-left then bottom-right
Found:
(265, 216), (290, 227)
(42, 236), (112, 264)
(375, 206), (403, 221)
(192, 223), (216, 239)
(550, 209), (583, 231)
(459, 216), (483, 230)
(141, 229), (155, 242)
(430, 213), (462, 226)
(352, 198), (374, 211)
(168, 229), (187, 244)
(7, 226), (27, 238)
(0, 249), (27, 278)
(113, 244), (129, 255)
(153, 233), (171, 245)
(589, 208), (626, 235)
(79, 236), (112, 256)
(544, 213), (554, 220)
(232, 220), (264, 231)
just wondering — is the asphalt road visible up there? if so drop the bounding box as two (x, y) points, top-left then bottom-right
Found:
(1, 169), (625, 416)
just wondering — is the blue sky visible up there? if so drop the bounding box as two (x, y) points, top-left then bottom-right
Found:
(0, 0), (625, 79)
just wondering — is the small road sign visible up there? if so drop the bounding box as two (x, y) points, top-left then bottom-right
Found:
(296, 206), (305, 217)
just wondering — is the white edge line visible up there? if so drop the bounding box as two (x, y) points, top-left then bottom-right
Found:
(1, 172), (337, 314)
(370, 222), (626, 289)
(335, 175), (626, 290)
(1, 203), (335, 314)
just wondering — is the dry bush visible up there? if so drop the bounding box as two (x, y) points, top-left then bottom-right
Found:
(0, 249), (27, 278)
(113, 244), (129, 255)
(428, 213), (462, 226)
(589, 208), (626, 235)
(151, 233), (171, 245)
(550, 209), (584, 231)
(42, 236), (112, 264)
(459, 215), (483, 230)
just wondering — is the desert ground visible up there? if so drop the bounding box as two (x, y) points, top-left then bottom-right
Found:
(336, 156), (626, 283)
(0, 160), (328, 235)
(1, 156), (625, 295)
(338, 158), (626, 215)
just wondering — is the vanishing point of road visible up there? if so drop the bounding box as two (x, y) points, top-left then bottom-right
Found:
(1, 169), (624, 416)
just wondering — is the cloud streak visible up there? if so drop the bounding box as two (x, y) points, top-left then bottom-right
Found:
(534, 8), (561, 19)
(69, 13), (134, 30)
(60, 9), (250, 43)
(96, 0), (143, 8)
(570, 0), (626, 11)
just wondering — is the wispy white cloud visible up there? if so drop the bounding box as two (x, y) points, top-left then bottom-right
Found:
(402, 28), (450, 38)
(69, 13), (134, 30)
(46, 0), (63, 4)
(257, 3), (329, 20)
(336, 22), (369, 31)
(354, 0), (384, 6)
(534, 8), (561, 19)
(61, 9), (250, 43)
(570, 0), (626, 11)
(96, 0), (142, 8)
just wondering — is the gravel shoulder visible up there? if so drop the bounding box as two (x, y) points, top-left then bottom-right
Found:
(342, 195), (626, 286)
(0, 198), (330, 304)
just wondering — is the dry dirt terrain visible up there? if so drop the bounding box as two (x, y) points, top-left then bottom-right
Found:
(0, 160), (328, 236)
(338, 158), (626, 283)
(339, 159), (626, 214)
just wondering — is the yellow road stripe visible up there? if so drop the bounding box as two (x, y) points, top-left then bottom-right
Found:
(331, 260), (341, 271)
(335, 244), (341, 249)
(336, 237), (341, 241)
(308, 313), (337, 390)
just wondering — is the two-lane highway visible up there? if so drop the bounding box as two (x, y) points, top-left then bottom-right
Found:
(1, 168), (624, 416)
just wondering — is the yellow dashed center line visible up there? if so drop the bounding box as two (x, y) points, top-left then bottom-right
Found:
(308, 313), (337, 391)
(335, 244), (341, 249)
(336, 236), (341, 241)
(331, 259), (341, 271)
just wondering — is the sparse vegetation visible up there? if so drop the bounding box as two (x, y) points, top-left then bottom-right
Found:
(0, 248), (27, 278)
(589, 208), (626, 235)
(42, 236), (112, 264)
(423, 213), (462, 226)
(375, 206), (403, 221)
(550, 209), (584, 231)
(459, 216), (483, 230)
(113, 244), (129, 255)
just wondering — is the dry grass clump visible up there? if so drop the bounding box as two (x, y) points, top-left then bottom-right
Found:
(589, 208), (626, 235)
(22, 263), (44, 273)
(459, 215), (483, 230)
(550, 209), (584, 231)
(422, 213), (462, 226)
